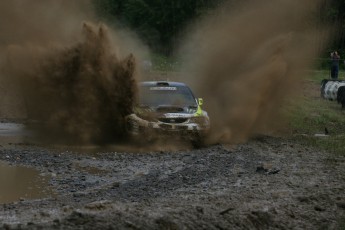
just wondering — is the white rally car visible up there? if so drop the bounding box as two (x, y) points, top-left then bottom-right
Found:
(125, 81), (210, 147)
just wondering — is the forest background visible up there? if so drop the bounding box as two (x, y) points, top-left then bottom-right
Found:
(93, 0), (345, 70)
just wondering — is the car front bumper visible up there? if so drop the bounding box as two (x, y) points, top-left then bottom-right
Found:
(126, 114), (209, 140)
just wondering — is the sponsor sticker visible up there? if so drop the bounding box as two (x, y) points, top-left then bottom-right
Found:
(150, 87), (177, 91)
(164, 113), (191, 118)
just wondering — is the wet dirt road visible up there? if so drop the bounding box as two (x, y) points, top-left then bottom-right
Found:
(0, 124), (344, 229)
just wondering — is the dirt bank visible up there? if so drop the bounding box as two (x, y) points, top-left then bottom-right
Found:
(0, 135), (344, 229)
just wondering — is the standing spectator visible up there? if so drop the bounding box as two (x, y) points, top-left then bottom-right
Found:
(330, 51), (340, 79)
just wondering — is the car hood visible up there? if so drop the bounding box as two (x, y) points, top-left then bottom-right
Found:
(134, 105), (198, 120)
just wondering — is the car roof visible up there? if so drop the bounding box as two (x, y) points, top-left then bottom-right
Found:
(139, 81), (188, 87)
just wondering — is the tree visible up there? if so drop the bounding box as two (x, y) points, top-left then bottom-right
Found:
(93, 0), (223, 55)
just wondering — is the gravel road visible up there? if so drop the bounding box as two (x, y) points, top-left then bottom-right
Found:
(0, 134), (344, 229)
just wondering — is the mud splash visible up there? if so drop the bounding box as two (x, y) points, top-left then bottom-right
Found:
(0, 0), (329, 148)
(179, 0), (329, 144)
(0, 0), (151, 145)
(5, 23), (138, 144)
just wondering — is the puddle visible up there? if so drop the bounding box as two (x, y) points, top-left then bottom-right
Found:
(0, 161), (53, 204)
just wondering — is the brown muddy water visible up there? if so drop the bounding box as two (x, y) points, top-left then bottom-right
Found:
(0, 123), (52, 203)
(0, 161), (52, 204)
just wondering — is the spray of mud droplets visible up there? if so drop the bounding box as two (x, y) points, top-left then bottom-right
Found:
(6, 23), (138, 144)
(0, 0), (143, 144)
(179, 0), (329, 144)
(0, 0), (330, 148)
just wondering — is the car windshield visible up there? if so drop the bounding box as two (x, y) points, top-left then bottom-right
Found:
(139, 84), (198, 107)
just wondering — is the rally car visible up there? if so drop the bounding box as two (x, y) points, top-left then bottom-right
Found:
(125, 81), (210, 147)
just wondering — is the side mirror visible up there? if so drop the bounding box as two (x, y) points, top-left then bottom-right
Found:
(198, 98), (203, 106)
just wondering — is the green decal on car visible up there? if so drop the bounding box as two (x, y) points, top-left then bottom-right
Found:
(195, 98), (204, 116)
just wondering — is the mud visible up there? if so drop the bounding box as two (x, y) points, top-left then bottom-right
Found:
(179, 0), (329, 144)
(0, 134), (344, 229)
(0, 161), (52, 204)
(5, 23), (138, 145)
(0, 0), (149, 145)
(0, 1), (343, 228)
(0, 0), (329, 148)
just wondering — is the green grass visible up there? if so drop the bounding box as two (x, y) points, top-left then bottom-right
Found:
(285, 70), (345, 155)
